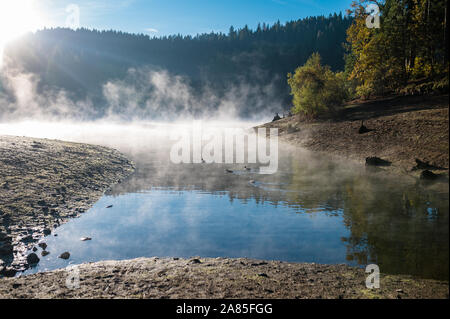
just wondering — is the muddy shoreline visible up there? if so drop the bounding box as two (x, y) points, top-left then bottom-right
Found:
(0, 135), (135, 276)
(260, 95), (449, 180)
(1, 257), (448, 299)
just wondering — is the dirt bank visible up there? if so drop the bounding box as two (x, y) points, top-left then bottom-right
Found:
(261, 95), (449, 177)
(0, 257), (447, 299)
(0, 135), (135, 275)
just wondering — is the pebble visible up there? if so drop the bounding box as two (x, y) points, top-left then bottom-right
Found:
(26, 253), (40, 264)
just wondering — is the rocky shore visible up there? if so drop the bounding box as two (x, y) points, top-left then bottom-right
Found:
(0, 257), (448, 299)
(0, 135), (135, 276)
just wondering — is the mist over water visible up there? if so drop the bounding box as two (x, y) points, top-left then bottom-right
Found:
(2, 120), (447, 281)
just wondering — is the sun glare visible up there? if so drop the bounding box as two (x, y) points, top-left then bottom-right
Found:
(0, 0), (43, 65)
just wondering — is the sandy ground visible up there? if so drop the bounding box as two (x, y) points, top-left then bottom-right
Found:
(0, 135), (135, 275)
(0, 257), (448, 299)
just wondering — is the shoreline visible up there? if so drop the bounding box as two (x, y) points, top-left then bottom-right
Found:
(259, 95), (449, 181)
(0, 135), (135, 276)
(1, 257), (448, 299)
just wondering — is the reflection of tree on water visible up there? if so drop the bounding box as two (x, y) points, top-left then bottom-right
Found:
(108, 144), (449, 280)
(341, 178), (449, 280)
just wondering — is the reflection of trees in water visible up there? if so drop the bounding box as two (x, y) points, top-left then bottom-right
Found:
(109, 147), (449, 280)
(340, 176), (449, 280)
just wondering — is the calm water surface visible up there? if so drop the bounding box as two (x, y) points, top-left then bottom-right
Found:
(18, 133), (449, 280)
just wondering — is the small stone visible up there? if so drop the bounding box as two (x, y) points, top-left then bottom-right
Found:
(106, 205), (113, 208)
(365, 157), (391, 167)
(27, 252), (40, 264)
(80, 237), (92, 241)
(59, 252), (70, 259)
(41, 251), (50, 257)
(37, 200), (47, 206)
(43, 228), (51, 236)
(38, 242), (47, 250)
(1, 267), (17, 277)
(189, 258), (202, 264)
(258, 273), (269, 278)
(32, 247), (37, 252)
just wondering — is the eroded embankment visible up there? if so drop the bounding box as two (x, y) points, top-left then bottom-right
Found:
(260, 95), (449, 178)
(0, 135), (135, 276)
(0, 257), (448, 299)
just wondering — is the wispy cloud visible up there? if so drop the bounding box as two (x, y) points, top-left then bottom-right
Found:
(145, 28), (159, 33)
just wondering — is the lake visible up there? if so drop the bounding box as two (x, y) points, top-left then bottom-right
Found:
(4, 121), (448, 280)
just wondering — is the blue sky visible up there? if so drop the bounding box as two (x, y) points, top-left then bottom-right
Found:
(36, 0), (352, 37)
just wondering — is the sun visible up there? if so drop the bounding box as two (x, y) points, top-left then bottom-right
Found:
(0, 0), (43, 64)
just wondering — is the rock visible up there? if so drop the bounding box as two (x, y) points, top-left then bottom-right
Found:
(412, 159), (443, 171)
(26, 253), (40, 265)
(32, 247), (37, 252)
(43, 228), (51, 236)
(251, 262), (268, 266)
(38, 242), (47, 250)
(365, 157), (391, 167)
(59, 252), (70, 259)
(80, 237), (92, 241)
(358, 120), (373, 134)
(258, 273), (269, 278)
(37, 200), (47, 206)
(106, 205), (113, 208)
(0, 267), (17, 277)
(20, 234), (33, 242)
(272, 113), (281, 122)
(420, 170), (442, 181)
(0, 233), (13, 255)
(41, 251), (50, 257)
(189, 258), (202, 264)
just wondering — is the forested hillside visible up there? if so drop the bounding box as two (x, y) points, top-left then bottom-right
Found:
(2, 13), (352, 118)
